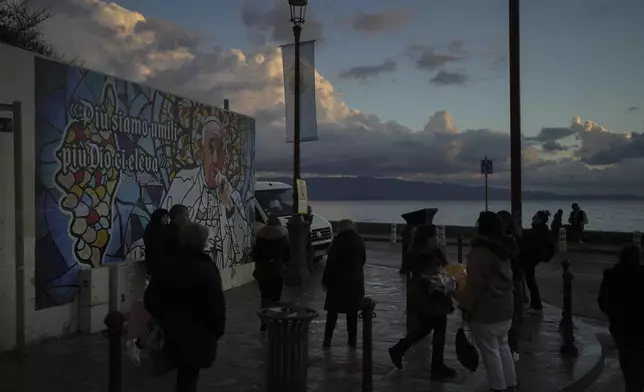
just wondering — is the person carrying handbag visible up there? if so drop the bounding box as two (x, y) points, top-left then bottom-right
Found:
(388, 224), (456, 381)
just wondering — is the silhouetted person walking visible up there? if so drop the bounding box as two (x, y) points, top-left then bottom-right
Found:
(568, 203), (588, 243)
(520, 210), (555, 314)
(145, 222), (226, 392)
(388, 224), (456, 380)
(598, 245), (644, 392)
(322, 219), (366, 349)
(551, 209), (563, 241)
(252, 214), (290, 331)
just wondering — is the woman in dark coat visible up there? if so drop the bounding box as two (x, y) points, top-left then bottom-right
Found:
(145, 222), (226, 392)
(252, 214), (290, 331)
(322, 219), (366, 348)
(143, 208), (169, 278)
(388, 224), (456, 380)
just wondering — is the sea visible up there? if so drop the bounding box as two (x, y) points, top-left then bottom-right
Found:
(309, 200), (644, 233)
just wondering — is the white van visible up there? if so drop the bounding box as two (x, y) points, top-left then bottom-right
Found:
(255, 181), (333, 262)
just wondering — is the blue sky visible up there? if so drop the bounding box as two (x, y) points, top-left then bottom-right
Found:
(115, 0), (643, 135)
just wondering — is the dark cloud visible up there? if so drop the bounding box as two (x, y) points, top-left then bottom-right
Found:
(430, 70), (467, 86)
(528, 127), (575, 142)
(542, 140), (568, 152)
(256, 110), (512, 177)
(408, 44), (464, 71)
(626, 106), (639, 113)
(342, 9), (412, 33)
(579, 132), (644, 165)
(241, 0), (323, 43)
(338, 60), (396, 80)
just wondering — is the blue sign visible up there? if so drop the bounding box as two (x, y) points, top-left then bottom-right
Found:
(481, 159), (493, 174)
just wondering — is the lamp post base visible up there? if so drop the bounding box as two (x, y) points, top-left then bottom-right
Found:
(286, 214), (309, 287)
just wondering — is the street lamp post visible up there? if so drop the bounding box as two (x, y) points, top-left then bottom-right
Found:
(286, 0), (308, 287)
(509, 0), (522, 226)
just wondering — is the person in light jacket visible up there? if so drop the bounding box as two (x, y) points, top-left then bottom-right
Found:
(461, 211), (517, 392)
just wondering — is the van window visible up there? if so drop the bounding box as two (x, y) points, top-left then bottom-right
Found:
(256, 188), (294, 217)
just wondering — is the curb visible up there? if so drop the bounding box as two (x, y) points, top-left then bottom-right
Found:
(557, 316), (606, 392)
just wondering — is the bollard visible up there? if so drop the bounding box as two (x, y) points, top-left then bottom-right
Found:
(390, 223), (397, 244)
(359, 297), (376, 392)
(559, 259), (578, 356)
(104, 311), (126, 392)
(457, 235), (463, 264)
(558, 227), (567, 255)
(258, 304), (318, 392)
(634, 231), (642, 250)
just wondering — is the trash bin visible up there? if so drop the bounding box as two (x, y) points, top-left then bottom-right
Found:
(400, 208), (438, 332)
(257, 304), (319, 392)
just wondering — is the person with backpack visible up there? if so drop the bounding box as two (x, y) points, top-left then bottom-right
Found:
(519, 210), (555, 314)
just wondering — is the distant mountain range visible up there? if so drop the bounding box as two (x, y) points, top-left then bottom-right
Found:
(257, 176), (644, 201)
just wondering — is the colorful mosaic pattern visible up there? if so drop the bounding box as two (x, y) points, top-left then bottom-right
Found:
(34, 57), (255, 310)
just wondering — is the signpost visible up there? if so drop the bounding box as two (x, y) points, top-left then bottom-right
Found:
(480, 157), (493, 211)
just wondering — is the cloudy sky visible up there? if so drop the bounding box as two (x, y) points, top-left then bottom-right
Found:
(30, 0), (644, 195)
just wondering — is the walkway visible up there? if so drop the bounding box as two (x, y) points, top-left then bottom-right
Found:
(0, 262), (603, 392)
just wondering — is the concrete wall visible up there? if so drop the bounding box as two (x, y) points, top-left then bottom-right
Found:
(0, 43), (256, 352)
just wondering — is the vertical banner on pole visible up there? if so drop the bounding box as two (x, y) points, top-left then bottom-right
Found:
(281, 40), (318, 143)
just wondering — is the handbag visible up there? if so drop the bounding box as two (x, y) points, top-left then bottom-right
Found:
(455, 321), (479, 372)
(142, 320), (175, 377)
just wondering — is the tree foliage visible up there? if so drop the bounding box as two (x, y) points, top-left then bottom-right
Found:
(0, 0), (58, 57)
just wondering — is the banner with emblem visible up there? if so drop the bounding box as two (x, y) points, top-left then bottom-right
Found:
(281, 40), (318, 143)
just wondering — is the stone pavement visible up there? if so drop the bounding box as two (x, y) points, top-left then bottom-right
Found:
(0, 266), (603, 392)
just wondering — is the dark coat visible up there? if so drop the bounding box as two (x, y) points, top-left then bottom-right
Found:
(143, 224), (165, 277)
(519, 223), (554, 266)
(407, 248), (454, 318)
(144, 249), (226, 369)
(498, 234), (521, 281)
(162, 223), (182, 256)
(322, 230), (366, 313)
(252, 225), (290, 281)
(551, 215), (563, 239)
(598, 264), (644, 348)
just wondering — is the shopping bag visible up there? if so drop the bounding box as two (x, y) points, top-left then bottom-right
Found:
(143, 320), (175, 377)
(455, 323), (479, 372)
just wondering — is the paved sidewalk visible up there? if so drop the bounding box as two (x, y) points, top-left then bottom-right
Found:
(0, 266), (603, 392)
